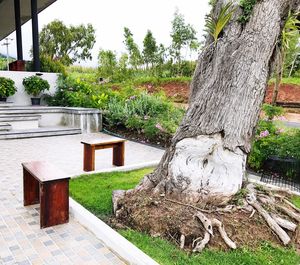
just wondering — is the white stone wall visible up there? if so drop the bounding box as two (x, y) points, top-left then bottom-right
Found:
(0, 71), (58, 106)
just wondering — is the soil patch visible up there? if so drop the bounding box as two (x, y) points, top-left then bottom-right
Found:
(265, 84), (300, 103)
(141, 82), (300, 104)
(113, 191), (300, 252)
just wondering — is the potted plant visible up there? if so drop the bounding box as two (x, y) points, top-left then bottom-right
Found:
(0, 77), (17, 102)
(22, 75), (50, 105)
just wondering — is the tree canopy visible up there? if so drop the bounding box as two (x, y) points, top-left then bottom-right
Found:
(39, 20), (96, 66)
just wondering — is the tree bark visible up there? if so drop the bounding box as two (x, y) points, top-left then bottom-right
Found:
(135, 0), (300, 203)
(271, 47), (284, 105)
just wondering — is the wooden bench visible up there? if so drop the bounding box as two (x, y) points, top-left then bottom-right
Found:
(81, 138), (126, 172)
(22, 161), (70, 228)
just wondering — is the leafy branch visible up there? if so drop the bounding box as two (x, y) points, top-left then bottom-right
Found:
(205, 1), (236, 44)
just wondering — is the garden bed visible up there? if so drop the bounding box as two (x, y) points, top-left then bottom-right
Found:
(70, 168), (300, 265)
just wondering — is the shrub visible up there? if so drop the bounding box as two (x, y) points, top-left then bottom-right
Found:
(262, 104), (285, 120)
(0, 77), (17, 98)
(40, 56), (67, 76)
(104, 92), (185, 141)
(22, 75), (50, 97)
(248, 121), (300, 170)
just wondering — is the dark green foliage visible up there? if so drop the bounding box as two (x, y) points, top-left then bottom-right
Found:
(40, 56), (66, 76)
(46, 76), (111, 108)
(26, 56), (66, 75)
(0, 77), (17, 97)
(262, 104), (284, 120)
(238, 0), (257, 24)
(22, 76), (50, 97)
(248, 121), (300, 170)
(39, 20), (96, 65)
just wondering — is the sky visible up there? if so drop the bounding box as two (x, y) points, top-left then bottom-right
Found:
(0, 0), (211, 67)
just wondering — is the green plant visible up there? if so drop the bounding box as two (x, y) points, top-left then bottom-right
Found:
(262, 104), (284, 120)
(205, 1), (236, 44)
(22, 75), (50, 97)
(248, 122), (300, 170)
(0, 77), (17, 98)
(238, 0), (257, 24)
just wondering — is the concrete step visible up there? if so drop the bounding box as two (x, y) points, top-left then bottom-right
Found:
(0, 123), (12, 131)
(0, 127), (82, 140)
(0, 114), (41, 122)
(0, 114), (41, 130)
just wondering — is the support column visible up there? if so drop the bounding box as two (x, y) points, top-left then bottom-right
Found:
(14, 0), (23, 60)
(31, 0), (40, 71)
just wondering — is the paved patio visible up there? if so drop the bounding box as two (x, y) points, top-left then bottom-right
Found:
(0, 133), (164, 264)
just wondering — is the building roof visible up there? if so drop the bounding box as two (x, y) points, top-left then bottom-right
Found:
(0, 0), (57, 41)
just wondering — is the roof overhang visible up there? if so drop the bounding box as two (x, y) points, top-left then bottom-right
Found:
(0, 0), (57, 41)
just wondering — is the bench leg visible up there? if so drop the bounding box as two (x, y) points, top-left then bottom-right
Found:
(113, 142), (125, 166)
(23, 168), (39, 206)
(83, 144), (95, 171)
(40, 180), (69, 228)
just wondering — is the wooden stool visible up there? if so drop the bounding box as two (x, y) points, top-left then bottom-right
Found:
(22, 161), (70, 228)
(81, 138), (126, 171)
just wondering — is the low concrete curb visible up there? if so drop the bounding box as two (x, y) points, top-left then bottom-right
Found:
(70, 160), (160, 178)
(70, 198), (159, 265)
(248, 173), (300, 196)
(69, 161), (161, 265)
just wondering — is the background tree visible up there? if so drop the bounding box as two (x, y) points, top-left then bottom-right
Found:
(123, 27), (142, 70)
(142, 30), (158, 70)
(98, 49), (118, 80)
(272, 12), (300, 104)
(170, 9), (197, 74)
(39, 20), (96, 66)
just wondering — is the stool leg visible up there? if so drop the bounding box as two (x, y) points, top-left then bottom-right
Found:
(23, 168), (39, 206)
(83, 144), (95, 171)
(40, 180), (69, 228)
(113, 142), (125, 166)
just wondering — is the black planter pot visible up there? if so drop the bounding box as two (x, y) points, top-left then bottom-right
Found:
(31, 97), (41, 106)
(0, 97), (7, 102)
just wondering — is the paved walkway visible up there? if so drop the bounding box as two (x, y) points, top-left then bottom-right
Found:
(0, 133), (164, 264)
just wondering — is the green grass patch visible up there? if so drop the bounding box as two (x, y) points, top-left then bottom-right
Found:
(70, 167), (153, 219)
(291, 195), (300, 209)
(70, 168), (300, 265)
(269, 77), (300, 86)
(120, 229), (300, 265)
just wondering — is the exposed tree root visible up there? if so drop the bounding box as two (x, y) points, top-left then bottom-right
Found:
(113, 183), (300, 252)
(270, 214), (297, 232)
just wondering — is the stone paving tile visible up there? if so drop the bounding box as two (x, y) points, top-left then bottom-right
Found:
(0, 133), (164, 264)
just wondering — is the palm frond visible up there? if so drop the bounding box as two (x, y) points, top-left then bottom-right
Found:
(205, 1), (236, 44)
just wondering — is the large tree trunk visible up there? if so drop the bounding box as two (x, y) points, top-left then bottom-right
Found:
(135, 0), (300, 203)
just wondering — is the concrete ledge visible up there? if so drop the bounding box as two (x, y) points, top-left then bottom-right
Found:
(0, 106), (102, 133)
(70, 160), (160, 178)
(70, 198), (159, 265)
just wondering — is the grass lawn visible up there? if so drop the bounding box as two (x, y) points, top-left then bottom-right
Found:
(70, 168), (300, 265)
(269, 77), (300, 86)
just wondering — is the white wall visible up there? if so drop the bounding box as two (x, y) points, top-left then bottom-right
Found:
(0, 71), (58, 106)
